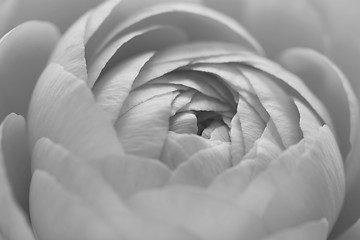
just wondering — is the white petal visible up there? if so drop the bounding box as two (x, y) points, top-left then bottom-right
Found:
(0, 115), (34, 240)
(32, 138), (197, 239)
(88, 25), (187, 86)
(279, 48), (359, 159)
(128, 187), (267, 240)
(262, 219), (328, 240)
(28, 63), (123, 160)
(243, 68), (303, 148)
(168, 143), (232, 187)
(93, 52), (154, 123)
(49, 0), (121, 81)
(250, 126), (343, 232)
(93, 2), (262, 60)
(206, 0), (327, 58)
(1, 114), (31, 216)
(30, 170), (123, 240)
(133, 42), (260, 89)
(88, 154), (171, 199)
(0, 21), (59, 120)
(115, 92), (173, 159)
(0, 0), (107, 36)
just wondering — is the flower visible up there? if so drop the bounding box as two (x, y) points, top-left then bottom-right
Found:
(0, 0), (359, 239)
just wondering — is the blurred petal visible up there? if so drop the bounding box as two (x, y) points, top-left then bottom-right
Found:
(128, 187), (267, 240)
(31, 138), (199, 240)
(279, 48), (359, 159)
(211, 125), (344, 234)
(331, 40), (360, 104)
(262, 219), (328, 240)
(0, 0), (106, 37)
(0, 115), (34, 240)
(31, 138), (130, 233)
(28, 63), (123, 161)
(168, 143), (232, 187)
(0, 21), (60, 120)
(336, 219), (360, 240)
(205, 0), (327, 58)
(1, 114), (31, 216)
(258, 126), (344, 232)
(88, 154), (171, 199)
(333, 127), (360, 236)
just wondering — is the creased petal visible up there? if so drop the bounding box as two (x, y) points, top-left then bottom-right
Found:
(279, 48), (359, 159)
(28, 63), (123, 161)
(88, 25), (187, 86)
(0, 115), (34, 240)
(49, 0), (121, 81)
(168, 143), (232, 187)
(93, 52), (154, 123)
(0, 21), (60, 120)
(91, 1), (263, 61)
(31, 137), (200, 240)
(115, 92), (174, 159)
(255, 126), (343, 232)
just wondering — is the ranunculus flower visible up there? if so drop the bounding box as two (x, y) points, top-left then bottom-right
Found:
(0, 0), (359, 239)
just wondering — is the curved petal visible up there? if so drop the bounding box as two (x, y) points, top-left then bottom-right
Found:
(31, 138), (200, 240)
(0, 21), (60, 120)
(205, 0), (327, 58)
(49, 0), (121, 81)
(28, 63), (123, 161)
(88, 154), (171, 199)
(262, 219), (328, 240)
(279, 48), (359, 160)
(210, 125), (344, 234)
(128, 187), (267, 240)
(0, 115), (34, 240)
(336, 219), (360, 240)
(257, 126), (344, 233)
(168, 143), (232, 187)
(115, 92), (174, 159)
(93, 52), (154, 123)
(0, 0), (107, 37)
(1, 114), (31, 216)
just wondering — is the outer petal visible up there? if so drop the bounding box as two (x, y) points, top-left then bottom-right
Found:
(28, 63), (123, 161)
(262, 219), (328, 240)
(0, 0), (106, 37)
(128, 187), (267, 240)
(31, 138), (200, 240)
(336, 219), (360, 240)
(0, 21), (60, 120)
(0, 114), (34, 240)
(205, 0), (327, 58)
(279, 48), (359, 159)
(279, 48), (360, 236)
(1, 114), (31, 215)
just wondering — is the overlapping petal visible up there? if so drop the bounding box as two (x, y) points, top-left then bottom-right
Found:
(0, 21), (59, 120)
(0, 114), (34, 240)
